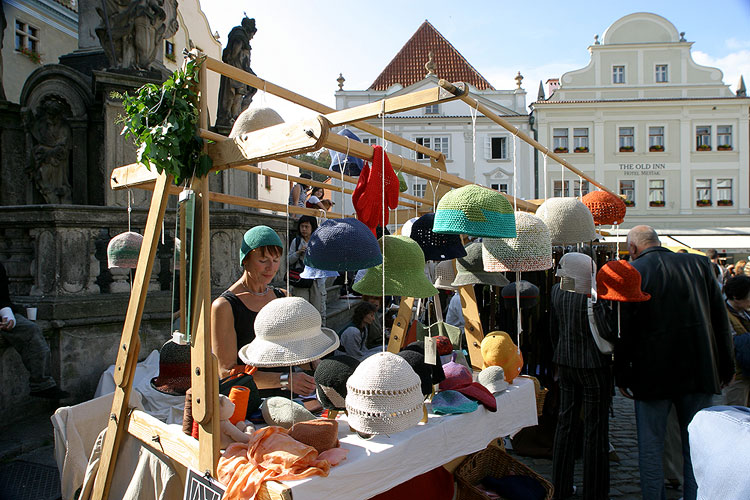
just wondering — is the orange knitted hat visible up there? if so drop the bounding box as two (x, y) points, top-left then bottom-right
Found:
(582, 191), (627, 226)
(480, 331), (523, 383)
(288, 419), (339, 454)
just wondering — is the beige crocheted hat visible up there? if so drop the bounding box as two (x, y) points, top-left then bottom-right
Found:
(238, 297), (340, 367)
(433, 260), (458, 290)
(482, 212), (553, 272)
(478, 366), (509, 395)
(345, 352), (425, 435)
(535, 197), (597, 245)
(556, 252), (596, 295)
(260, 397), (316, 429)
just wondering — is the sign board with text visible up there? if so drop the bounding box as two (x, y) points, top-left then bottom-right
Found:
(184, 468), (225, 500)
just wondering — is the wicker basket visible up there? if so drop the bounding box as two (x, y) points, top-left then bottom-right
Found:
(519, 375), (548, 416)
(454, 445), (554, 500)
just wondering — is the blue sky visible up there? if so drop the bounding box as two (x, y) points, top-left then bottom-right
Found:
(198, 0), (750, 121)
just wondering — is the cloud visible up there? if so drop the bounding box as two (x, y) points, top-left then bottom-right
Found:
(692, 50), (750, 93)
(726, 38), (750, 51)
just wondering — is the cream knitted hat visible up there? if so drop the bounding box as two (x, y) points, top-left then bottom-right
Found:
(478, 366), (509, 395)
(556, 252), (596, 295)
(345, 352), (425, 435)
(433, 260), (458, 290)
(482, 212), (553, 272)
(238, 297), (340, 367)
(260, 397), (316, 429)
(535, 197), (597, 245)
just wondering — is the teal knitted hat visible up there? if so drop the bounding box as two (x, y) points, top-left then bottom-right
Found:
(352, 235), (438, 298)
(433, 185), (516, 238)
(239, 226), (283, 265)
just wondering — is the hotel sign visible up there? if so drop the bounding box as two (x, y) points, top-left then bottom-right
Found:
(619, 163), (667, 176)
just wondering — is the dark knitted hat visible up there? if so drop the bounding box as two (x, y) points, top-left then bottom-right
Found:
(402, 341), (446, 385)
(329, 128), (364, 176)
(314, 354), (359, 410)
(305, 218), (382, 271)
(408, 213), (467, 262)
(150, 339), (191, 396)
(397, 349), (433, 397)
(501, 281), (540, 309)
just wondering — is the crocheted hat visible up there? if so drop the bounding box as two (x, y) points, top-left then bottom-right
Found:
(345, 352), (425, 435)
(433, 184), (516, 238)
(329, 128), (364, 177)
(435, 336), (453, 356)
(535, 197), (597, 245)
(398, 171), (408, 192)
(229, 107), (284, 139)
(439, 361), (497, 412)
(582, 191), (627, 226)
(408, 213), (467, 262)
(107, 231), (143, 269)
(478, 366), (509, 395)
(556, 252), (595, 295)
(314, 354), (360, 411)
(433, 260), (459, 290)
(260, 397), (316, 429)
(400, 216), (419, 237)
(397, 349), (433, 397)
(353, 236), (438, 298)
(288, 419), (340, 453)
(482, 212), (552, 272)
(150, 338), (191, 396)
(304, 218), (382, 271)
(501, 281), (540, 310)
(480, 332), (523, 383)
(431, 390), (478, 415)
(238, 297), (340, 367)
(597, 260), (651, 302)
(352, 145), (399, 236)
(402, 340), (446, 385)
(452, 243), (509, 287)
(240, 226), (283, 265)
(299, 264), (339, 279)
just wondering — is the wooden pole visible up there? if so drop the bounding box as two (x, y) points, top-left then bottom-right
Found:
(387, 297), (415, 353)
(458, 285), (485, 370)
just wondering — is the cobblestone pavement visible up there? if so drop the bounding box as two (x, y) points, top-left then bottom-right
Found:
(510, 392), (684, 500)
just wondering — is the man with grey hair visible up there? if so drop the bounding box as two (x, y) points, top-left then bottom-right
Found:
(615, 225), (733, 500)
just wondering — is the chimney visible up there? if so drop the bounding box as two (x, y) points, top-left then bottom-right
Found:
(546, 78), (560, 97)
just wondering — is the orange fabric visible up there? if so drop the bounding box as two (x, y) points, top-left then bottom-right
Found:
(218, 426), (331, 500)
(230, 364), (258, 376)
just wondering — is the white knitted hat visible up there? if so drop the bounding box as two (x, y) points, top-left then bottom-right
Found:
(535, 197), (597, 245)
(433, 260), (458, 290)
(556, 252), (596, 295)
(400, 216), (419, 237)
(477, 366), (509, 395)
(482, 212), (553, 272)
(229, 107), (284, 139)
(345, 352), (424, 435)
(260, 397), (316, 429)
(238, 297), (340, 367)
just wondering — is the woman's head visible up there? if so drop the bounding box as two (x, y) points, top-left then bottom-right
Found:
(297, 215), (318, 239)
(310, 187), (324, 198)
(239, 226), (283, 283)
(725, 275), (750, 310)
(352, 301), (378, 328)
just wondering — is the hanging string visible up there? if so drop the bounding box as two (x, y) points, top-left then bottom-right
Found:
(512, 133), (519, 212)
(428, 169), (442, 213)
(615, 223), (621, 259)
(169, 204), (180, 336)
(561, 159), (565, 196)
(470, 101), (479, 166)
(127, 190), (132, 232)
(285, 159), (291, 293)
(578, 174), (584, 199)
(617, 302), (621, 337)
(543, 153), (549, 201)
(380, 100), (387, 353)
(515, 271), (522, 343)
(288, 366), (294, 425)
(341, 138), (350, 216)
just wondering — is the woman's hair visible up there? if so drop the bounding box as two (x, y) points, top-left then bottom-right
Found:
(725, 275), (750, 301)
(352, 301), (378, 328)
(297, 215), (318, 233)
(310, 187), (324, 197)
(252, 245), (283, 258)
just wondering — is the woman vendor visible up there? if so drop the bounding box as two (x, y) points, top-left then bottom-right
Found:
(211, 225), (316, 396)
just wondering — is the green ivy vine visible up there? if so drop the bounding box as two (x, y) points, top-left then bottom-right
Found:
(117, 58), (212, 185)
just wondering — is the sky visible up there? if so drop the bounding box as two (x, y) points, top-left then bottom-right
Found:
(198, 0), (750, 122)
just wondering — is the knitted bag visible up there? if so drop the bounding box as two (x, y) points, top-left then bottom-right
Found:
(329, 128), (364, 177)
(352, 145), (399, 236)
(582, 191), (627, 226)
(452, 242), (509, 287)
(482, 212), (553, 272)
(433, 184), (516, 238)
(408, 213), (467, 262)
(304, 218), (382, 271)
(107, 231), (143, 269)
(535, 197), (597, 245)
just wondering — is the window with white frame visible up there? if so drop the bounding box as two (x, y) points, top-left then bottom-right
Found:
(696, 179), (712, 206)
(412, 183), (427, 199)
(619, 180), (635, 206)
(613, 65), (625, 84)
(619, 127), (634, 151)
(717, 179), (733, 206)
(15, 20), (39, 53)
(717, 126), (732, 150)
(361, 137), (378, 147)
(424, 104), (439, 115)
(649, 179), (665, 206)
(491, 183), (508, 193)
(649, 126), (665, 151)
(696, 126), (711, 150)
(573, 180), (590, 197)
(573, 128), (589, 152)
(488, 136), (507, 159)
(415, 136), (449, 160)
(553, 128), (568, 152)
(553, 180), (570, 197)
(655, 64), (668, 83)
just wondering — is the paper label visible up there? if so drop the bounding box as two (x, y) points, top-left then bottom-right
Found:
(184, 468), (225, 500)
(424, 337), (437, 365)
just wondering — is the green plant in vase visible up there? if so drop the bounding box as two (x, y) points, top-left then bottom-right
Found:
(649, 200), (665, 207)
(717, 144), (732, 151)
(554, 147), (568, 153)
(574, 146), (588, 153)
(619, 146), (634, 152)
(718, 199), (733, 206)
(696, 144), (711, 151)
(696, 199), (711, 207)
(649, 145), (664, 152)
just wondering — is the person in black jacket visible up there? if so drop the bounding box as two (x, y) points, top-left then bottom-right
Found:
(616, 226), (732, 500)
(0, 262), (68, 399)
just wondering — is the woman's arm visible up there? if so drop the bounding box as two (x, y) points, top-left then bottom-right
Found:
(291, 184), (301, 206)
(211, 297), (238, 379)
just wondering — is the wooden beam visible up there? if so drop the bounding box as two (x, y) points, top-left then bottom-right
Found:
(458, 285), (485, 370)
(127, 409), (200, 470)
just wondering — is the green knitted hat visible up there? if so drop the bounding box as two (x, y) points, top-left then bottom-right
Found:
(397, 171), (408, 193)
(352, 235), (438, 298)
(452, 242), (509, 287)
(433, 184), (516, 238)
(239, 225), (283, 265)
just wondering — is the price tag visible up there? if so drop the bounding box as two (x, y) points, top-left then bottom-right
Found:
(184, 468), (225, 500)
(424, 337), (437, 365)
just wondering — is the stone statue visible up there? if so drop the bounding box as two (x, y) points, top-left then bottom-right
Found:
(23, 96), (73, 204)
(216, 17), (258, 128)
(95, 0), (179, 72)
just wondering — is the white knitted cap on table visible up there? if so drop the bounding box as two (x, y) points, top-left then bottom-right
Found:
(556, 252), (596, 295)
(345, 352), (424, 435)
(477, 366), (509, 395)
(238, 297), (340, 367)
(482, 212), (553, 272)
(433, 260), (458, 290)
(535, 197), (597, 245)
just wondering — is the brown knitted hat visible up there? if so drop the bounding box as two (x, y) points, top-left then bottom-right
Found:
(288, 419), (339, 453)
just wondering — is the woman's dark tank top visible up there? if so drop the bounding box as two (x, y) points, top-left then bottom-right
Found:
(220, 288), (285, 364)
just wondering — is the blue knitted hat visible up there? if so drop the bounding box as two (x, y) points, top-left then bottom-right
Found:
(329, 129), (364, 176)
(239, 226), (283, 265)
(408, 213), (467, 262)
(431, 390), (478, 415)
(304, 218), (382, 271)
(433, 185), (516, 238)
(300, 264), (339, 279)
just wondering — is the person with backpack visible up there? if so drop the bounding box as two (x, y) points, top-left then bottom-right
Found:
(287, 216), (325, 317)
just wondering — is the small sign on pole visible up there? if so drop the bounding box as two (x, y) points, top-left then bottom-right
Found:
(184, 468), (225, 500)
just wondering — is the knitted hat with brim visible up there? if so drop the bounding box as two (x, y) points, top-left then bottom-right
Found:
(229, 107), (284, 139)
(288, 419), (339, 453)
(402, 341), (446, 385)
(314, 354), (359, 411)
(240, 226), (283, 265)
(433, 184), (516, 238)
(397, 171), (408, 192)
(597, 260), (651, 302)
(397, 349), (433, 397)
(400, 217), (419, 237)
(408, 213), (467, 262)
(482, 212), (552, 272)
(452, 243), (509, 287)
(305, 218), (382, 271)
(501, 281), (540, 310)
(477, 366), (509, 395)
(480, 331), (523, 383)
(431, 390), (478, 415)
(260, 397), (316, 429)
(536, 197), (597, 245)
(329, 128), (364, 177)
(433, 260), (458, 290)
(107, 231), (143, 269)
(345, 352), (425, 435)
(582, 191), (627, 226)
(556, 252), (595, 295)
(353, 235), (438, 298)
(300, 265), (339, 279)
(238, 297), (340, 367)
(439, 361), (497, 412)
(150, 339), (191, 396)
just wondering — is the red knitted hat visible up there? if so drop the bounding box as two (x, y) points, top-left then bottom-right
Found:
(582, 191), (627, 226)
(352, 145), (399, 236)
(434, 336), (453, 356)
(597, 260), (651, 302)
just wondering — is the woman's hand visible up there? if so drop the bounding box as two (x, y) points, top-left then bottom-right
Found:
(290, 372), (316, 396)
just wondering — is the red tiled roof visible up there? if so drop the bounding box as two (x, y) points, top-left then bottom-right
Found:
(369, 21), (494, 91)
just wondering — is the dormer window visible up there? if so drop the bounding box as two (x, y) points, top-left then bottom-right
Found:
(613, 65), (625, 84)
